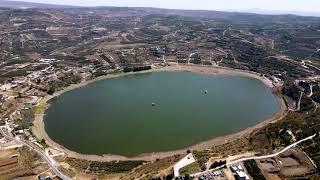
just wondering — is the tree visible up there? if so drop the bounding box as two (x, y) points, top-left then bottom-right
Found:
(47, 87), (55, 95)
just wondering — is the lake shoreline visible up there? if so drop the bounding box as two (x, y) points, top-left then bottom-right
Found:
(32, 64), (286, 161)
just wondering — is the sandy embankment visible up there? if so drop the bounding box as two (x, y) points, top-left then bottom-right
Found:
(32, 64), (286, 161)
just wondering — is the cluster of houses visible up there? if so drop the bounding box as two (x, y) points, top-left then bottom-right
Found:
(198, 170), (226, 180)
(230, 164), (250, 180)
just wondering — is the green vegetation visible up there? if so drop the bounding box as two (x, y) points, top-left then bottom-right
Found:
(93, 70), (108, 77)
(283, 84), (301, 101)
(300, 94), (315, 112)
(65, 158), (145, 174)
(59, 73), (82, 85)
(193, 150), (215, 171)
(301, 138), (320, 173)
(36, 139), (49, 149)
(0, 69), (29, 78)
(1, 5), (320, 179)
(202, 61), (213, 66)
(89, 160), (145, 173)
(250, 110), (320, 153)
(179, 162), (201, 176)
(209, 160), (226, 169)
(311, 84), (320, 103)
(243, 160), (266, 180)
(64, 158), (90, 171)
(123, 155), (182, 179)
(299, 112), (320, 173)
(47, 86), (55, 95)
(19, 147), (40, 167)
(278, 128), (293, 146)
(14, 109), (34, 130)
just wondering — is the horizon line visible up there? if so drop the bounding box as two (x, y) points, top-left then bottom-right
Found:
(3, 0), (320, 17)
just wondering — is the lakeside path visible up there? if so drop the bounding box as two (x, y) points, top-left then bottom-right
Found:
(32, 64), (287, 161)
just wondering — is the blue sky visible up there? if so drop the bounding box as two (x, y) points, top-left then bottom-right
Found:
(13, 0), (320, 12)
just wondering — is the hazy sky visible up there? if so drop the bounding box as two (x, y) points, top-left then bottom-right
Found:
(13, 0), (320, 12)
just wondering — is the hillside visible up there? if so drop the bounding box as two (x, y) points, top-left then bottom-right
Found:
(0, 0), (77, 8)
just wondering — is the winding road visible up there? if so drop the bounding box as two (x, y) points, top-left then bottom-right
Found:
(227, 133), (316, 166)
(193, 133), (317, 177)
(0, 127), (70, 180)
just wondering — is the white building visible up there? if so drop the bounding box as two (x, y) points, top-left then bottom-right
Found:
(236, 171), (250, 180)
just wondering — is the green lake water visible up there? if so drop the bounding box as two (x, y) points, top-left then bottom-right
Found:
(44, 71), (279, 156)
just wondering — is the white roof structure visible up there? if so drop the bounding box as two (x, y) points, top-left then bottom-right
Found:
(237, 164), (244, 170)
(231, 165), (238, 171)
(0, 84), (13, 91)
(236, 171), (250, 180)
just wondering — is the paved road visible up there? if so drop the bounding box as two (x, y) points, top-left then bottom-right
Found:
(308, 85), (313, 97)
(193, 133), (317, 177)
(228, 133), (316, 165)
(0, 127), (70, 180)
(296, 92), (303, 111)
(174, 153), (196, 177)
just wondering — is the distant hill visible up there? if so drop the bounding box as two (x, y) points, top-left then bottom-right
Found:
(239, 9), (320, 17)
(0, 0), (78, 8)
(0, 0), (319, 19)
